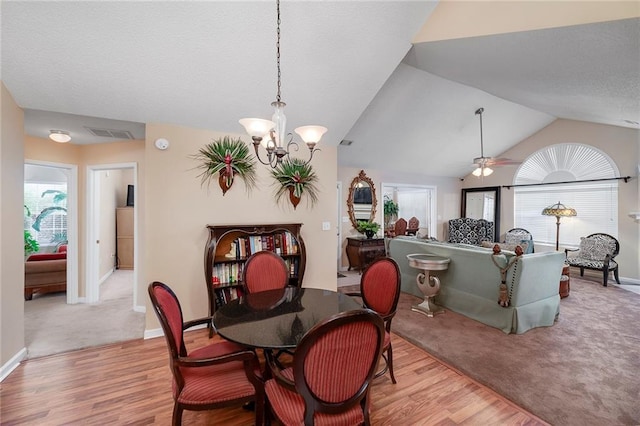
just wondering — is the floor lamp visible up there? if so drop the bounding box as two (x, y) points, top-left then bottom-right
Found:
(542, 201), (577, 251)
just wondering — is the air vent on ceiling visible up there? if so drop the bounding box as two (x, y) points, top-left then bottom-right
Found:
(339, 139), (353, 146)
(85, 127), (135, 140)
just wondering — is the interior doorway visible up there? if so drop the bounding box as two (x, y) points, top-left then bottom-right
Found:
(381, 183), (437, 238)
(24, 160), (78, 303)
(86, 163), (139, 310)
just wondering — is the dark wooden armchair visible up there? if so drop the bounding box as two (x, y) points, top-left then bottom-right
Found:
(264, 309), (384, 426)
(345, 257), (401, 384)
(148, 281), (264, 425)
(565, 233), (620, 286)
(243, 250), (290, 294)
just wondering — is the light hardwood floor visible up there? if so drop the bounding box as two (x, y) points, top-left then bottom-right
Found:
(1, 329), (548, 425)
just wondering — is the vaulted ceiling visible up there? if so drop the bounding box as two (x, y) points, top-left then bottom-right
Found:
(2, 2), (638, 178)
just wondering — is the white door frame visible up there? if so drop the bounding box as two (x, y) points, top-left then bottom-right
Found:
(86, 163), (139, 310)
(336, 181), (343, 271)
(25, 160), (79, 304)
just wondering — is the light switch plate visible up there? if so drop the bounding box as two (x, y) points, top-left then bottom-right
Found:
(322, 221), (331, 231)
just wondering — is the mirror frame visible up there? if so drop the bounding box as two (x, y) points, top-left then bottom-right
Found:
(461, 186), (500, 241)
(347, 170), (377, 231)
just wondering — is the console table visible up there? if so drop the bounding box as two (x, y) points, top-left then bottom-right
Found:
(407, 253), (450, 317)
(346, 237), (385, 273)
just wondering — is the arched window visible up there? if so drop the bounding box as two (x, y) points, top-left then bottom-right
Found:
(513, 143), (618, 248)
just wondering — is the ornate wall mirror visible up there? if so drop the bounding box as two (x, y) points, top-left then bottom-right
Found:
(461, 186), (500, 241)
(347, 170), (377, 230)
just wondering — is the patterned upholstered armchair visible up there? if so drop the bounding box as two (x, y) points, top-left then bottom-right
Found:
(565, 233), (620, 286)
(504, 228), (535, 254)
(448, 218), (494, 245)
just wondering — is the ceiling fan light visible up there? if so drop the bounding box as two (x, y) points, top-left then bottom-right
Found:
(472, 166), (493, 177)
(49, 130), (71, 143)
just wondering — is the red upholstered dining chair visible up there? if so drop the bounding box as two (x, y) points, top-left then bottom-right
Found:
(345, 257), (401, 384)
(148, 281), (264, 426)
(243, 250), (290, 294)
(264, 309), (384, 426)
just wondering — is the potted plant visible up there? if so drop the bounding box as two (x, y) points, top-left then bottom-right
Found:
(24, 230), (39, 258)
(271, 158), (319, 209)
(383, 195), (399, 229)
(357, 221), (381, 239)
(192, 136), (257, 195)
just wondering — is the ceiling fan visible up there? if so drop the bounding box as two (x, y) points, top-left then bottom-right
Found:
(472, 107), (521, 177)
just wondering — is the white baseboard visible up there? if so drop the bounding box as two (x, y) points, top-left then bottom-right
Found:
(99, 268), (114, 285)
(620, 276), (640, 285)
(134, 305), (146, 313)
(144, 328), (163, 340)
(0, 347), (27, 382)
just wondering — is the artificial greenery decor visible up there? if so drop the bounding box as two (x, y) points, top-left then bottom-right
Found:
(357, 221), (381, 238)
(271, 158), (319, 209)
(192, 136), (257, 195)
(383, 195), (399, 228)
(24, 230), (39, 257)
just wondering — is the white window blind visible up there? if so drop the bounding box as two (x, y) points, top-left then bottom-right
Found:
(515, 183), (618, 248)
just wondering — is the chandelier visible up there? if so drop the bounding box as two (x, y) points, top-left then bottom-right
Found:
(239, 0), (327, 168)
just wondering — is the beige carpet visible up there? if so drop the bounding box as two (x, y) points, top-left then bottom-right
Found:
(341, 274), (640, 426)
(24, 269), (145, 359)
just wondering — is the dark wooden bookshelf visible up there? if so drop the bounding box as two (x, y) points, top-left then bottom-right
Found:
(204, 223), (306, 335)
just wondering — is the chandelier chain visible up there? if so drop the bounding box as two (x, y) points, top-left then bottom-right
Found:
(276, 0), (281, 103)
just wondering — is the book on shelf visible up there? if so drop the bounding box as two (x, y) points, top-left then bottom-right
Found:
(225, 231), (299, 260)
(214, 286), (245, 308)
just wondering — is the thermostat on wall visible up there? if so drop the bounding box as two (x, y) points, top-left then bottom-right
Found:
(154, 138), (170, 150)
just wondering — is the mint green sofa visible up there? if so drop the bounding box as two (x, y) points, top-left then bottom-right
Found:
(387, 237), (565, 334)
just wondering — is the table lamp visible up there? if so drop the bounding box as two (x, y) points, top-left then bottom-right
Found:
(542, 201), (577, 251)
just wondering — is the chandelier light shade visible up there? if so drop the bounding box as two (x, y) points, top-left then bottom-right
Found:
(239, 0), (327, 168)
(49, 130), (71, 143)
(542, 201), (577, 251)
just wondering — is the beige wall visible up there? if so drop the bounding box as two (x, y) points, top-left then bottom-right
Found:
(337, 166), (461, 269)
(462, 119), (640, 281)
(1, 83), (26, 368)
(144, 123), (338, 329)
(415, 1), (639, 43)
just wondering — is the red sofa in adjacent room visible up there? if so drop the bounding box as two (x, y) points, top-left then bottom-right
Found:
(24, 245), (67, 300)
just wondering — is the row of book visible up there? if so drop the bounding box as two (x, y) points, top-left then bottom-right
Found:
(212, 258), (300, 286)
(214, 286), (245, 308)
(232, 232), (299, 259)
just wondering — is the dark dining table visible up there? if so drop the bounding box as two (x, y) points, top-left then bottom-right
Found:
(212, 287), (363, 350)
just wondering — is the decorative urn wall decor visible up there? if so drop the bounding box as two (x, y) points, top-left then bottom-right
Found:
(271, 158), (319, 209)
(192, 136), (257, 195)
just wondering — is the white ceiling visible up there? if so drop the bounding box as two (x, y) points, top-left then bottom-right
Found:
(2, 2), (638, 178)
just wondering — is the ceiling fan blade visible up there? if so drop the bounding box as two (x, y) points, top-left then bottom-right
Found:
(484, 158), (521, 166)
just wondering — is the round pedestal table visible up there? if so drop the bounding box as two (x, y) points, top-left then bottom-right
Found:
(406, 253), (450, 317)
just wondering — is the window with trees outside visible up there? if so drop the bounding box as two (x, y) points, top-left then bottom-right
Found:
(24, 183), (68, 249)
(513, 144), (618, 249)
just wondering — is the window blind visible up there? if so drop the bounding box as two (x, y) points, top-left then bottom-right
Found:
(515, 182), (618, 248)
